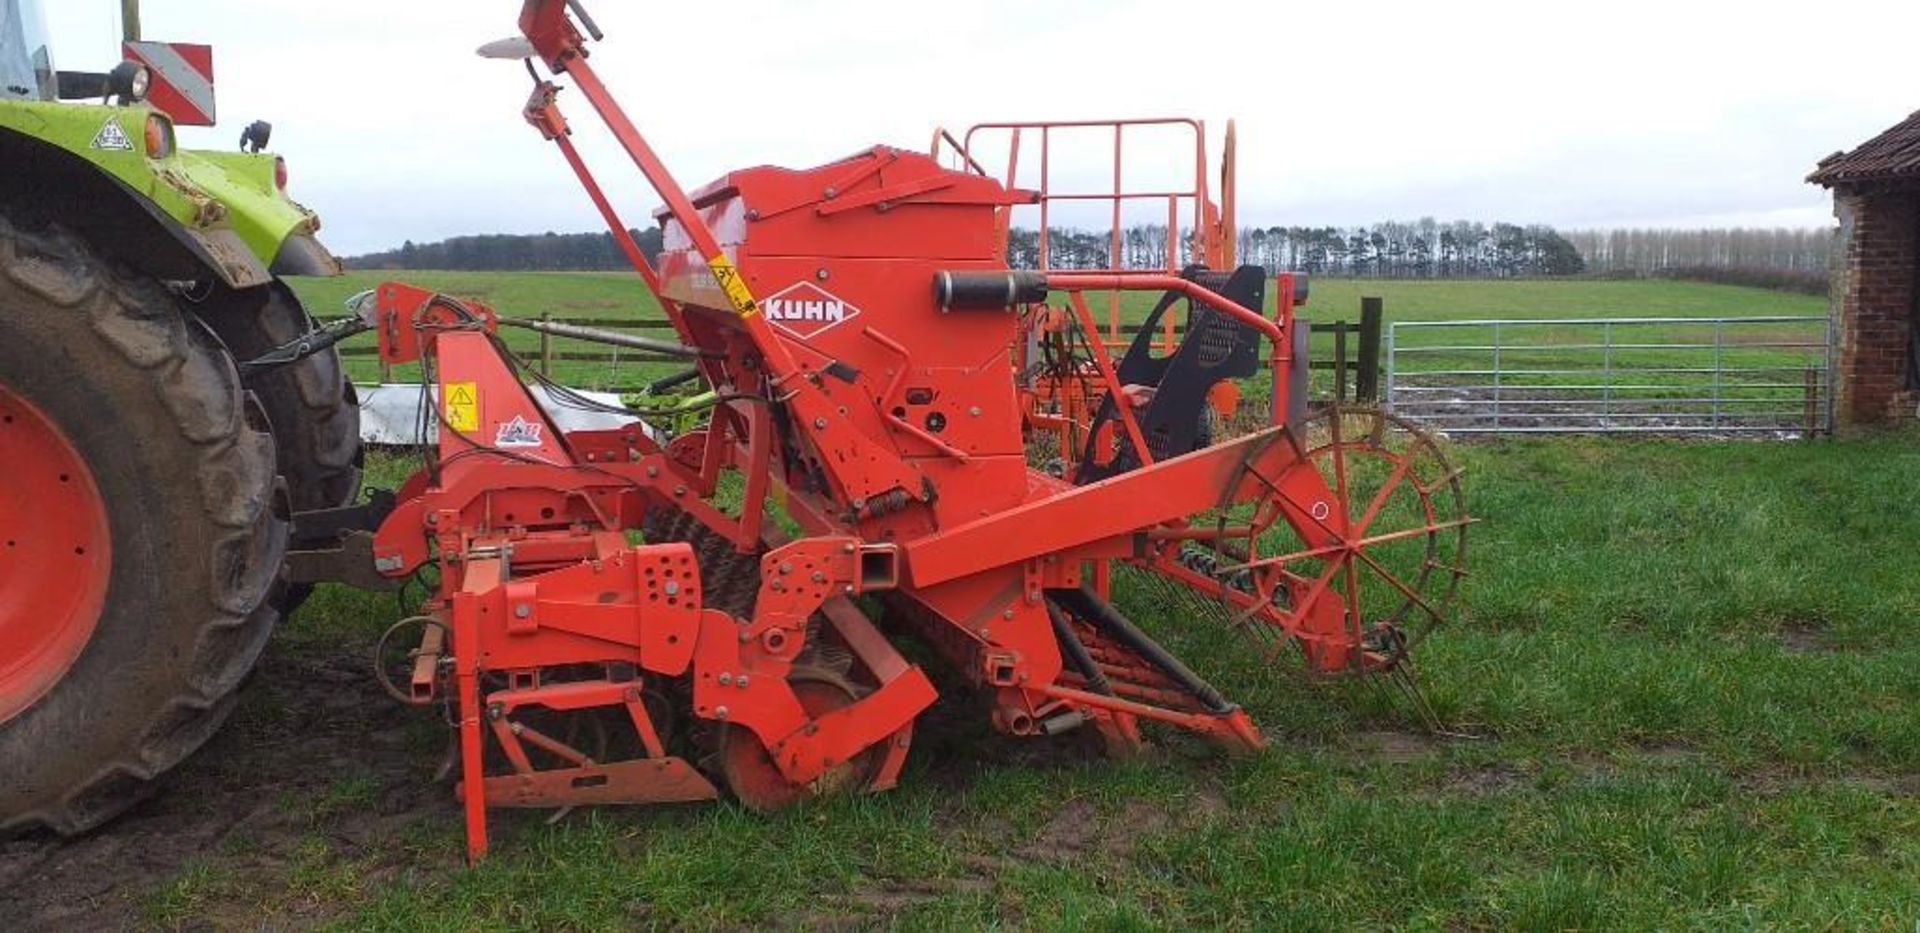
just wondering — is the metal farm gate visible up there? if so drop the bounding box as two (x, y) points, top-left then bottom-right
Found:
(1384, 316), (1836, 436)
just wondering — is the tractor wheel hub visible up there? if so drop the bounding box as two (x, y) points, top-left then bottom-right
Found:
(0, 385), (111, 724)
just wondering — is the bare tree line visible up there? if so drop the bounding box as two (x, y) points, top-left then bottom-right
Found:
(346, 225), (1837, 294)
(1562, 227), (1834, 275)
(1011, 219), (1586, 278)
(349, 229), (668, 271)
(1013, 221), (1836, 282)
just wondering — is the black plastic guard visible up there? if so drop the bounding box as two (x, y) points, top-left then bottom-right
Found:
(1075, 265), (1267, 483)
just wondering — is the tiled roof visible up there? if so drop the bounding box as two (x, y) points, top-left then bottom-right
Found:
(1810, 110), (1920, 188)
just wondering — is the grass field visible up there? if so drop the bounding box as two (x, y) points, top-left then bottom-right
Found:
(287, 270), (1829, 325)
(288, 271), (669, 390)
(285, 272), (1830, 399)
(86, 433), (1913, 929)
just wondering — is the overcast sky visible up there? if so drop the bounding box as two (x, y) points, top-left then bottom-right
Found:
(43, 0), (1920, 255)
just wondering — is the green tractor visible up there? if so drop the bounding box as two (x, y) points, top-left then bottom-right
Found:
(0, 0), (359, 834)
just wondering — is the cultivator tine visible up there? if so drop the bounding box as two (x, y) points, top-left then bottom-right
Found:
(1369, 657), (1483, 741)
(1366, 409), (1390, 447)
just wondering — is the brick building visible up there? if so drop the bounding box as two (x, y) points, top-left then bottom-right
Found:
(1809, 112), (1920, 426)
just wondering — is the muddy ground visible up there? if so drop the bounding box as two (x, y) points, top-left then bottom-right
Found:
(0, 646), (460, 928)
(4, 627), (1911, 928)
(1387, 384), (1819, 438)
(0, 642), (1207, 928)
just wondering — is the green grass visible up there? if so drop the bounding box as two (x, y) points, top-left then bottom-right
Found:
(285, 272), (1830, 399)
(289, 270), (661, 324)
(287, 270), (671, 390)
(162, 433), (1920, 930)
(1293, 278), (1824, 322)
(287, 270), (1827, 326)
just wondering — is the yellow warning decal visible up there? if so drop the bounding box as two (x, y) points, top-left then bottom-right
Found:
(444, 382), (479, 433)
(707, 255), (761, 318)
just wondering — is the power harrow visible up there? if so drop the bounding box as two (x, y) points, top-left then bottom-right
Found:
(284, 0), (1471, 861)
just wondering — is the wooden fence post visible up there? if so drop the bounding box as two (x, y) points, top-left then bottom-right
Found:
(540, 313), (555, 377)
(1333, 325), (1348, 404)
(1357, 297), (1383, 402)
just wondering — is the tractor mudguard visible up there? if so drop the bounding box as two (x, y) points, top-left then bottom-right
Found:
(0, 100), (336, 288)
(173, 148), (337, 276)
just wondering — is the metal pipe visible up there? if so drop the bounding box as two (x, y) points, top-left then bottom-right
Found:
(1417, 425), (1814, 435)
(1045, 273), (1284, 344)
(1390, 382), (1815, 392)
(496, 316), (714, 359)
(1403, 410), (1813, 420)
(1389, 315), (1826, 328)
(1045, 600), (1112, 696)
(1491, 321), (1502, 431)
(1390, 367), (1821, 377)
(646, 368), (704, 395)
(1392, 397), (1809, 407)
(1712, 321), (1725, 427)
(1410, 346), (1835, 362)
(1825, 311), (1838, 434)
(1602, 321), (1614, 428)
(1382, 314), (1834, 436)
(564, 0), (604, 40)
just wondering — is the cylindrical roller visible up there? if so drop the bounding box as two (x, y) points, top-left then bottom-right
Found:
(933, 270), (1049, 311)
(1049, 587), (1235, 715)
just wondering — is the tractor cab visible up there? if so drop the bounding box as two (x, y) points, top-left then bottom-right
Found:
(3, 0), (197, 114)
(0, 0), (55, 101)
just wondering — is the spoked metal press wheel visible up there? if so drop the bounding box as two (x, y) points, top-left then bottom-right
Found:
(1158, 405), (1469, 675)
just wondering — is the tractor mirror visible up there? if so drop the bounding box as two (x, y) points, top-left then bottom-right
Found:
(239, 120), (271, 153)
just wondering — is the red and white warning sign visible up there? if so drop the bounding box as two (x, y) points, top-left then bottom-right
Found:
(761, 282), (862, 340)
(122, 41), (216, 127)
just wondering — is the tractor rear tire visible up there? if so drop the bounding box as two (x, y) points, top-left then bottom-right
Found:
(0, 215), (286, 835)
(196, 280), (362, 610)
